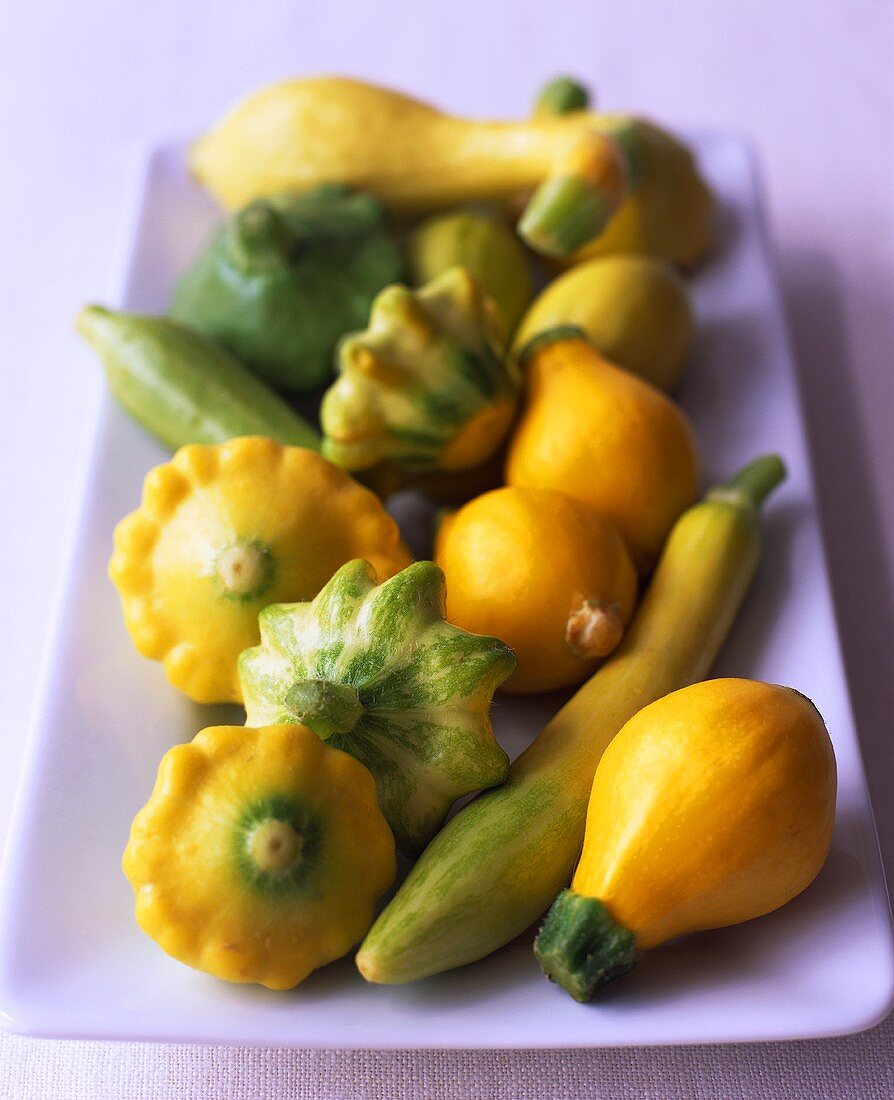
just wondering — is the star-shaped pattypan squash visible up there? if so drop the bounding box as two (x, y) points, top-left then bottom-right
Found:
(320, 266), (521, 474)
(238, 558), (516, 853)
(122, 722), (396, 990)
(109, 437), (411, 705)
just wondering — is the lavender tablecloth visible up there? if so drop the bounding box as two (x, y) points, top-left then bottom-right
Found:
(2, 1), (892, 1096)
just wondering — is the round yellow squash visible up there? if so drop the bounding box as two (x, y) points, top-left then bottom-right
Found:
(435, 486), (638, 693)
(123, 723), (396, 990)
(512, 255), (693, 392)
(505, 329), (699, 572)
(535, 678), (837, 1001)
(109, 436), (412, 704)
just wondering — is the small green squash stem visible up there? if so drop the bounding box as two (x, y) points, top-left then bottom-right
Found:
(708, 454), (787, 510)
(284, 679), (364, 740)
(215, 542), (272, 599)
(533, 77), (591, 118)
(231, 203), (294, 271)
(519, 175), (613, 258)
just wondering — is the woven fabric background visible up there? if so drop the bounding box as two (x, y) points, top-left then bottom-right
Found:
(3, 1026), (894, 1100)
(1, 1), (892, 1096)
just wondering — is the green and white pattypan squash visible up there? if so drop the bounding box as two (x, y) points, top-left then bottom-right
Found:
(238, 558), (516, 853)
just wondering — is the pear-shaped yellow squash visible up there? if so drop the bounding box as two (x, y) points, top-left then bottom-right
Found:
(435, 486), (638, 693)
(505, 328), (698, 571)
(535, 679), (837, 1001)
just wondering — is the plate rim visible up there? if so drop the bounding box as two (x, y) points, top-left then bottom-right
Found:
(0, 133), (892, 1049)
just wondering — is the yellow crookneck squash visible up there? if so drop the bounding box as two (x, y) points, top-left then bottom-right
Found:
(535, 678), (837, 1001)
(123, 722), (396, 990)
(506, 328), (699, 572)
(190, 76), (629, 258)
(109, 436), (411, 704)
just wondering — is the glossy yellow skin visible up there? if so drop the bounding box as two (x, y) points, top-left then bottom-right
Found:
(512, 255), (693, 392)
(122, 723), (396, 990)
(190, 76), (625, 218)
(505, 335), (699, 572)
(435, 487), (638, 693)
(574, 679), (837, 949)
(109, 437), (411, 704)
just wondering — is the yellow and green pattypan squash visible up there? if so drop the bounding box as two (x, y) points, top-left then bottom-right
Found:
(122, 722), (396, 990)
(171, 184), (403, 394)
(321, 267), (520, 475)
(238, 558), (516, 853)
(109, 437), (411, 705)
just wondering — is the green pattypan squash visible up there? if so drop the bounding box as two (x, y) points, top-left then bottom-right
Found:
(238, 558), (516, 853)
(170, 184), (403, 393)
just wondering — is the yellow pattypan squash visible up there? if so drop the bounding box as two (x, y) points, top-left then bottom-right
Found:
(123, 723), (396, 990)
(435, 487), (638, 693)
(109, 436), (412, 704)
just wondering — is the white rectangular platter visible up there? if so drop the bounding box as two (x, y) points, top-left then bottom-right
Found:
(0, 134), (892, 1048)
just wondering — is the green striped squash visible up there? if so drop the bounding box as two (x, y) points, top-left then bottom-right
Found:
(238, 559), (516, 853)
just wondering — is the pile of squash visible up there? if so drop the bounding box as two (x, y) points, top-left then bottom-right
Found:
(80, 76), (836, 1001)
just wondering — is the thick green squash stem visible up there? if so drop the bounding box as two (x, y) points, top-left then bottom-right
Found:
(534, 890), (638, 1001)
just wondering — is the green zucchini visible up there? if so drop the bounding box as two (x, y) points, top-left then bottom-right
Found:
(356, 455), (786, 983)
(76, 306), (321, 451)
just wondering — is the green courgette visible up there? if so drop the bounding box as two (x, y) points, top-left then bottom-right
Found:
(76, 306), (321, 451)
(356, 455), (786, 983)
